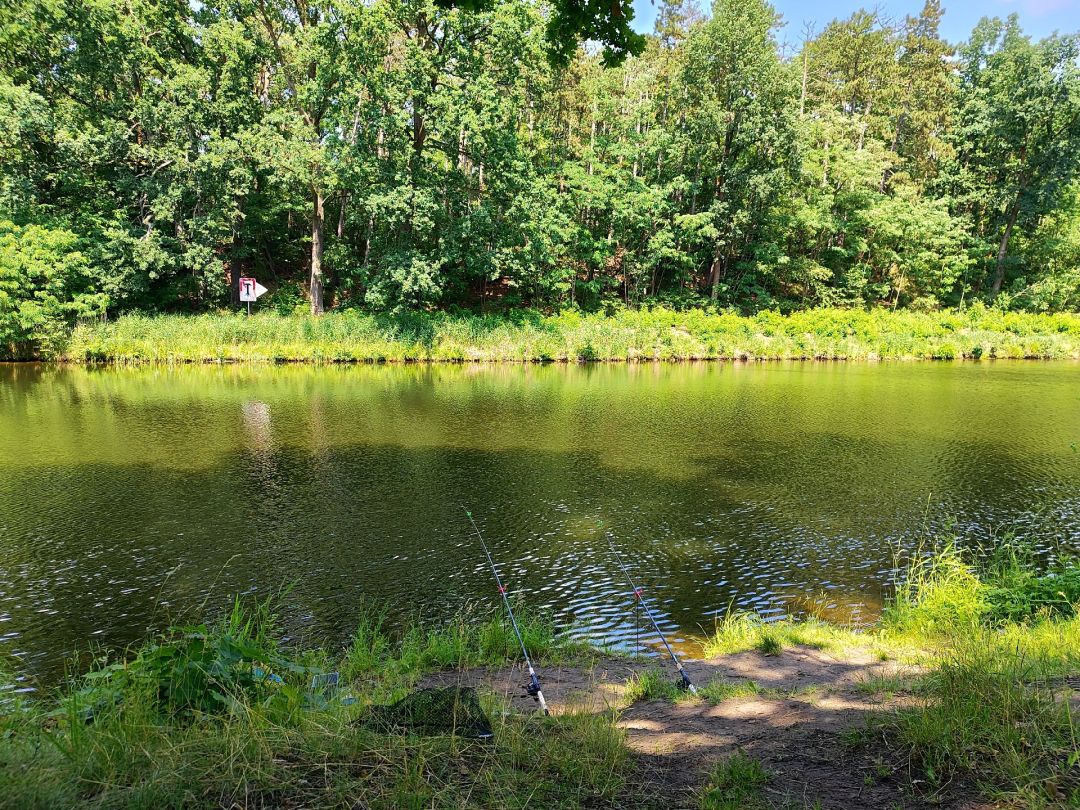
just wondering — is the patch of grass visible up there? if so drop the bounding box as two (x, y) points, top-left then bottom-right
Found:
(60, 306), (1080, 364)
(624, 670), (762, 706)
(757, 632), (783, 656)
(698, 678), (762, 704)
(887, 637), (1080, 807)
(623, 668), (687, 703)
(700, 750), (770, 810)
(704, 612), (877, 659)
(883, 540), (989, 638)
(704, 611), (765, 656)
(341, 599), (392, 678)
(0, 599), (629, 809)
(0, 698), (632, 809)
(853, 672), (923, 698)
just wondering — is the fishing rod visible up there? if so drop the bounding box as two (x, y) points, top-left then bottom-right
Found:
(605, 533), (697, 695)
(463, 508), (549, 716)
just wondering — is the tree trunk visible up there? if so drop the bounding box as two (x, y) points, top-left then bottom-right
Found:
(709, 249), (722, 300)
(310, 189), (325, 315)
(992, 201), (1020, 297)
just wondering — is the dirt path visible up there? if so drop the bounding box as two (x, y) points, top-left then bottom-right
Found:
(420, 646), (994, 809)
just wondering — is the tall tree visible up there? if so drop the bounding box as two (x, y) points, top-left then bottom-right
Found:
(680, 0), (797, 300)
(889, 0), (954, 186)
(249, 0), (350, 314)
(945, 16), (1080, 295)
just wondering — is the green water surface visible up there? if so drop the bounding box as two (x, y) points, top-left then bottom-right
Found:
(1, 361), (1078, 683)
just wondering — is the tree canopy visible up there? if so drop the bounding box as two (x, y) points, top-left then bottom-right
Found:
(2, 0), (1079, 347)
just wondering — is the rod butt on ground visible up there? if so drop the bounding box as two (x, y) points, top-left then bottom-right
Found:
(606, 532), (698, 695)
(464, 506), (550, 716)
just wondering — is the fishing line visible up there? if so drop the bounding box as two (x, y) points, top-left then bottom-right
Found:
(605, 532), (697, 695)
(463, 507), (550, 715)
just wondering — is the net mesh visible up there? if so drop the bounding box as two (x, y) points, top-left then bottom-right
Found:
(355, 686), (494, 739)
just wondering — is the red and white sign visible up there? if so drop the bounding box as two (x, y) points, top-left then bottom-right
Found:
(239, 277), (268, 303)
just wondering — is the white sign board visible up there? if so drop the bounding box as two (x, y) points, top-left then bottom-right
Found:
(239, 278), (268, 303)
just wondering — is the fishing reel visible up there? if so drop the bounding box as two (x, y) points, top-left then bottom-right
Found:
(526, 675), (542, 701)
(675, 671), (693, 691)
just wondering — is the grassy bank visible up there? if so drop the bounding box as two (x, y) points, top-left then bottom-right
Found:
(0, 602), (627, 809)
(62, 306), (1080, 363)
(0, 546), (1076, 808)
(702, 542), (1080, 808)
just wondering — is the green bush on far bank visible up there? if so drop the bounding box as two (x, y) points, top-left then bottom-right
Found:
(56, 305), (1080, 364)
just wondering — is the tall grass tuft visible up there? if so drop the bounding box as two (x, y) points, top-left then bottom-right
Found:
(889, 640), (1079, 806)
(883, 541), (989, 638)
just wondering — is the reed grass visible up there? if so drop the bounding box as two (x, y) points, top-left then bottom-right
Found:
(60, 305), (1080, 364)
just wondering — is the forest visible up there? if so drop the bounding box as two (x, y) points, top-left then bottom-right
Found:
(3, 0), (1080, 354)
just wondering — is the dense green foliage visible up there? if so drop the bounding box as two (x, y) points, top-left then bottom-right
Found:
(2, 0), (1080, 357)
(64, 305), (1080, 362)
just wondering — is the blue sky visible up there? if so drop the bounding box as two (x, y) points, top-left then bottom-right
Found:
(629, 0), (1080, 47)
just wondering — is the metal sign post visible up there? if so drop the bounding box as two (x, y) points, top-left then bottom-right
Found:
(239, 277), (268, 315)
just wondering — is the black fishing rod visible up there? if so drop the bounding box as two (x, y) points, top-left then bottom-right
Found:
(605, 533), (697, 695)
(463, 508), (549, 715)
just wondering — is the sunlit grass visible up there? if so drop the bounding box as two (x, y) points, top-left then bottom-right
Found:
(702, 612), (891, 659)
(700, 544), (1080, 807)
(889, 639), (1080, 807)
(62, 305), (1080, 363)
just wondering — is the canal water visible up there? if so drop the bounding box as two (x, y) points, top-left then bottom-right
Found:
(1, 361), (1077, 684)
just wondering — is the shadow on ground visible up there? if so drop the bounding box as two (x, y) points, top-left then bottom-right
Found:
(421, 645), (1005, 809)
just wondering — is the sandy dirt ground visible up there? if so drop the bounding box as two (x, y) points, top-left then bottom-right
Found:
(419, 645), (1025, 809)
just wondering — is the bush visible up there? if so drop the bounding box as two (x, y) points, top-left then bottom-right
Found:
(0, 221), (106, 358)
(983, 540), (1080, 624)
(70, 596), (322, 722)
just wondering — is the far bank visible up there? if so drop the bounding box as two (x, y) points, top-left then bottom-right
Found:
(54, 306), (1080, 364)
